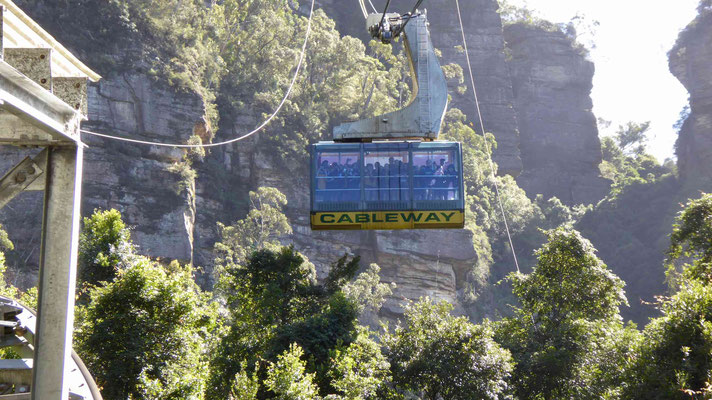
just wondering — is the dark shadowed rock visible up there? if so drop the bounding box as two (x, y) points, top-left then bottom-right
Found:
(504, 23), (610, 205)
(669, 7), (712, 183)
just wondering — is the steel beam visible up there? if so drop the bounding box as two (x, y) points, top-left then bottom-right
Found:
(0, 149), (46, 210)
(31, 146), (83, 400)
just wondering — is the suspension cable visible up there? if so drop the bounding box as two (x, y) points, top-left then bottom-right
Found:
(358, 0), (368, 18)
(454, 0), (521, 273)
(379, 0), (392, 27)
(81, 0), (316, 149)
(394, 0), (424, 35)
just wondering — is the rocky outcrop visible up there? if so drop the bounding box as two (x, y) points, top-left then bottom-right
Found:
(82, 74), (206, 263)
(504, 23), (610, 205)
(669, 7), (712, 183)
(427, 0), (522, 176)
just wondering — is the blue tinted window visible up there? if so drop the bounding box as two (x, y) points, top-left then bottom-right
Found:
(364, 144), (410, 203)
(315, 148), (361, 203)
(412, 147), (460, 201)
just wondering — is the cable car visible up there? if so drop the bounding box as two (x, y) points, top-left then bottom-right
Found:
(310, 7), (464, 230)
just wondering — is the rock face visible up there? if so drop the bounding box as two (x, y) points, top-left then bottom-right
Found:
(427, 0), (522, 176)
(0, 1), (609, 323)
(669, 7), (712, 183)
(82, 74), (206, 263)
(504, 23), (610, 205)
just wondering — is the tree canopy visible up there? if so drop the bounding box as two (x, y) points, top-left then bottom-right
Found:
(384, 299), (513, 400)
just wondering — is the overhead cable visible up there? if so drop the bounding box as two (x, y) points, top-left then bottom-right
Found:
(81, 0), (316, 149)
(379, 0), (392, 27)
(358, 0), (368, 18)
(454, 0), (521, 273)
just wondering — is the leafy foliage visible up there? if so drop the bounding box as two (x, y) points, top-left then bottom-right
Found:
(328, 328), (390, 400)
(215, 187), (292, 268)
(509, 229), (627, 322)
(496, 228), (631, 399)
(229, 362), (260, 400)
(215, 2), (405, 170)
(622, 280), (712, 399)
(209, 247), (361, 398)
(342, 264), (395, 314)
(497, 0), (597, 53)
(265, 344), (320, 400)
(384, 298), (513, 400)
(615, 121), (651, 156)
(78, 209), (135, 288)
(667, 193), (712, 284)
(599, 131), (673, 194)
(75, 258), (218, 400)
(0, 224), (12, 253)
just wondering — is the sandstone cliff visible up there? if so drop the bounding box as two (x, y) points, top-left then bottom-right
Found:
(0, 0), (611, 323)
(504, 23), (610, 205)
(669, 5), (712, 183)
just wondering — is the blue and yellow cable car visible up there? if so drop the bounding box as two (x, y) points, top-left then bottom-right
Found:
(310, 141), (464, 230)
(310, 8), (464, 230)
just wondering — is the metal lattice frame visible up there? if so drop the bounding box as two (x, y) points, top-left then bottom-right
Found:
(0, 1), (100, 399)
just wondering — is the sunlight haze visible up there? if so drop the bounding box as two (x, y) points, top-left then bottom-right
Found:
(507, 0), (699, 161)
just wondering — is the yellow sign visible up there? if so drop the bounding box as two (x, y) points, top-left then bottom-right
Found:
(311, 210), (465, 230)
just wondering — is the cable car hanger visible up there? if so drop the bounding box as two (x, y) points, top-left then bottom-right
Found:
(333, 1), (448, 142)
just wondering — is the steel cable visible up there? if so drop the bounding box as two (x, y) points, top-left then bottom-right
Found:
(81, 0), (316, 149)
(454, 0), (521, 273)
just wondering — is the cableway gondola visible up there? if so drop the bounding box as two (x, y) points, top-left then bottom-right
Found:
(310, 3), (464, 230)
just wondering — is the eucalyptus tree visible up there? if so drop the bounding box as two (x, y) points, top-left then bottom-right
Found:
(496, 228), (634, 399)
(621, 194), (712, 399)
(383, 298), (513, 400)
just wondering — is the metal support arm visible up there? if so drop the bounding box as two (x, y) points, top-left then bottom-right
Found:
(333, 12), (448, 141)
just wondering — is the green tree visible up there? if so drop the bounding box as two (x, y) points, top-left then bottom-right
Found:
(78, 209), (135, 288)
(215, 187), (292, 268)
(0, 227), (36, 309)
(0, 224), (12, 253)
(0, 226), (18, 300)
(209, 247), (361, 399)
(342, 263), (395, 315)
(75, 259), (218, 400)
(667, 193), (712, 284)
(229, 362), (260, 400)
(265, 344), (320, 400)
(615, 121), (650, 156)
(215, 2), (404, 171)
(328, 328), (390, 400)
(383, 298), (513, 400)
(496, 228), (631, 399)
(622, 281), (712, 400)
(621, 194), (712, 399)
(599, 125), (673, 192)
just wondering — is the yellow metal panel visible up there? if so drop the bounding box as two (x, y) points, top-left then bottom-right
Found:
(311, 210), (464, 230)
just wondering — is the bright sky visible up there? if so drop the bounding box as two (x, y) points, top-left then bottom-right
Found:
(507, 0), (699, 161)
